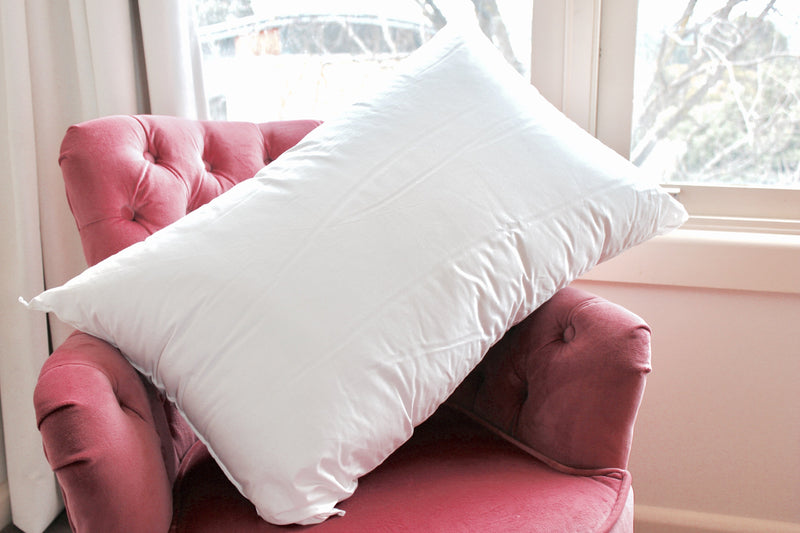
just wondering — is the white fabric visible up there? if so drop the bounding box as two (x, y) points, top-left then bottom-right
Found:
(24, 21), (687, 526)
(138, 0), (209, 119)
(0, 5), (61, 531)
(0, 0), (206, 530)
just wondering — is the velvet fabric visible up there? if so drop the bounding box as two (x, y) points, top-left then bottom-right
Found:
(34, 115), (652, 532)
(448, 289), (652, 471)
(169, 406), (632, 533)
(57, 115), (320, 267)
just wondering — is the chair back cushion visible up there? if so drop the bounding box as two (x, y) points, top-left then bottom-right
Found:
(59, 115), (320, 266)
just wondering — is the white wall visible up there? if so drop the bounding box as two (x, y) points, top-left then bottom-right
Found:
(0, 409), (8, 529)
(573, 278), (800, 532)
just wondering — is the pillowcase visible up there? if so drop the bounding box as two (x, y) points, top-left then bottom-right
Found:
(24, 20), (687, 525)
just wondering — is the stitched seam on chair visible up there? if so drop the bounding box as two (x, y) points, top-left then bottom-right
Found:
(38, 362), (150, 423)
(39, 361), (115, 386)
(36, 403), (75, 429)
(74, 215), (149, 233)
(133, 114), (194, 202)
(598, 470), (633, 533)
(169, 439), (209, 533)
(258, 123), (271, 163)
(566, 296), (604, 324)
(51, 458), (91, 473)
(446, 403), (629, 478)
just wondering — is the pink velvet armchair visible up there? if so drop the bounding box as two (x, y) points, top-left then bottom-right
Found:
(33, 115), (651, 532)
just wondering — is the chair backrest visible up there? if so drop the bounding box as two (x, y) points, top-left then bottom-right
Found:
(57, 114), (321, 478)
(59, 115), (320, 266)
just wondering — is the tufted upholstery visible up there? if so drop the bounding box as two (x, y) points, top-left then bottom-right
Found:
(449, 289), (652, 472)
(35, 115), (651, 533)
(58, 115), (321, 266)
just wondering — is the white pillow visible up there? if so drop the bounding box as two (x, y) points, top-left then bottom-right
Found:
(24, 21), (686, 525)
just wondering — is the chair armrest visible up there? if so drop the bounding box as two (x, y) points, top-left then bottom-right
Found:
(449, 286), (652, 471)
(33, 331), (173, 533)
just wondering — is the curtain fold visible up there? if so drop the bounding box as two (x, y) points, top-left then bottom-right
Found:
(0, 5), (64, 531)
(138, 0), (209, 119)
(0, 0), (206, 530)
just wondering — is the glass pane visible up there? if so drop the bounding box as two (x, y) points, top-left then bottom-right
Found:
(631, 0), (800, 188)
(193, 0), (531, 122)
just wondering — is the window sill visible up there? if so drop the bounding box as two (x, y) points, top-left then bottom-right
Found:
(580, 229), (800, 295)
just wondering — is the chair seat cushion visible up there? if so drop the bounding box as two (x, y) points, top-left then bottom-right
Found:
(170, 406), (631, 532)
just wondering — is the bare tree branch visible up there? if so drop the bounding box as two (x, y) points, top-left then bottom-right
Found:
(414, 0), (524, 74)
(631, 0), (791, 183)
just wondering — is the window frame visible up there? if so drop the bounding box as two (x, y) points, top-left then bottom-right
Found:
(531, 0), (800, 235)
(190, 0), (800, 293)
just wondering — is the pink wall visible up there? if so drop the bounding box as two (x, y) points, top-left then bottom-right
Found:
(573, 279), (800, 530)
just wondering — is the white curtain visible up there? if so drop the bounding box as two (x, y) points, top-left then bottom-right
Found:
(139, 1), (209, 119)
(0, 0), (205, 530)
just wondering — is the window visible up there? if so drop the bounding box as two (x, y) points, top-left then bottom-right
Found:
(194, 0), (799, 233)
(535, 0), (800, 233)
(630, 0), (800, 233)
(193, 0), (532, 122)
(631, 0), (800, 190)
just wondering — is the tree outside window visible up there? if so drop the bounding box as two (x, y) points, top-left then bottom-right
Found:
(632, 0), (800, 188)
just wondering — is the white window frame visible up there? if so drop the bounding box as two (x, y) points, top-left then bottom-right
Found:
(531, 0), (800, 294)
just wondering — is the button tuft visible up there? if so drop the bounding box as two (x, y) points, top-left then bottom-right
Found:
(120, 205), (135, 221)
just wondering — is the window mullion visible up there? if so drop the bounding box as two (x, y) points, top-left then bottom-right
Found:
(532, 0), (602, 135)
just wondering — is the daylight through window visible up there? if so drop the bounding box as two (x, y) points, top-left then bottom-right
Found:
(193, 0), (531, 122)
(632, 0), (800, 189)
